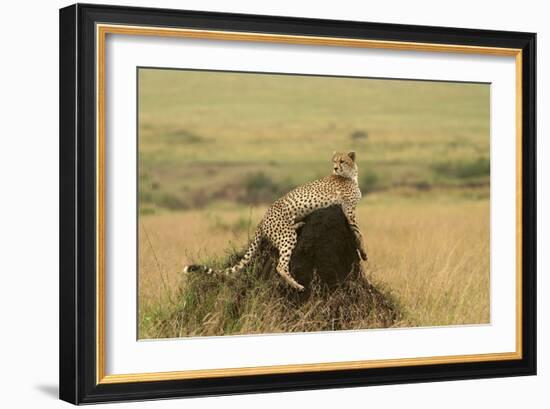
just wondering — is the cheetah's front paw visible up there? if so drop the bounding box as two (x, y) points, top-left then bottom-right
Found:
(293, 221), (306, 230)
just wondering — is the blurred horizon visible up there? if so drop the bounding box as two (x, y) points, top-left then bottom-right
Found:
(138, 68), (489, 213)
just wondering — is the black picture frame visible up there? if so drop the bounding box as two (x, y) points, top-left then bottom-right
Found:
(59, 3), (536, 404)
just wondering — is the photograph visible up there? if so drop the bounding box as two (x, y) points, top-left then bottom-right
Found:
(137, 68), (491, 339)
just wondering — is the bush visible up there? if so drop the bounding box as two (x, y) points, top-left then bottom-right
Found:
(139, 190), (154, 203)
(432, 158), (490, 180)
(242, 172), (292, 204)
(139, 206), (155, 216)
(360, 169), (380, 193)
(157, 192), (187, 210)
(165, 128), (206, 144)
(350, 129), (368, 140)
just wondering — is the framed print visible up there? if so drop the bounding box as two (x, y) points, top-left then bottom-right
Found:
(59, 3), (537, 404)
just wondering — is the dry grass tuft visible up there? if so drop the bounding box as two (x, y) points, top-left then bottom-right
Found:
(139, 247), (402, 339)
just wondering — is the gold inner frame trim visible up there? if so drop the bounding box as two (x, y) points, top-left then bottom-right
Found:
(95, 23), (523, 385)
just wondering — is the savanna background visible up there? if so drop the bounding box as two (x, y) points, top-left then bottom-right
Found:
(138, 68), (490, 339)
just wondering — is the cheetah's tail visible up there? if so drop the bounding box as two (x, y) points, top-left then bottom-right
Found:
(183, 228), (263, 276)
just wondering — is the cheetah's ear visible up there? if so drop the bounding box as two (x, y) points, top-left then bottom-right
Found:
(347, 151), (356, 161)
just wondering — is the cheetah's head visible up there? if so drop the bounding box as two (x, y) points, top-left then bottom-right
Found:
(332, 151), (358, 181)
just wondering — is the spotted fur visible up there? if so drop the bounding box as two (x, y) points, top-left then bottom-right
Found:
(184, 151), (368, 291)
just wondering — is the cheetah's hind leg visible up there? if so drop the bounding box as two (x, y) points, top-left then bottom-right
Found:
(272, 227), (304, 291)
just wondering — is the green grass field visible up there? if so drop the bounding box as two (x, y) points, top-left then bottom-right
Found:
(137, 68), (490, 339)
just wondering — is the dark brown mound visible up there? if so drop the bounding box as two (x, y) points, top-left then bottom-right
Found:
(252, 205), (363, 292)
(172, 207), (403, 336)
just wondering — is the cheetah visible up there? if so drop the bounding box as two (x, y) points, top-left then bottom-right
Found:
(184, 151), (368, 291)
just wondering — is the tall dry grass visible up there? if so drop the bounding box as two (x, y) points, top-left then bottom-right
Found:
(360, 198), (489, 326)
(139, 195), (489, 338)
(141, 260), (402, 339)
